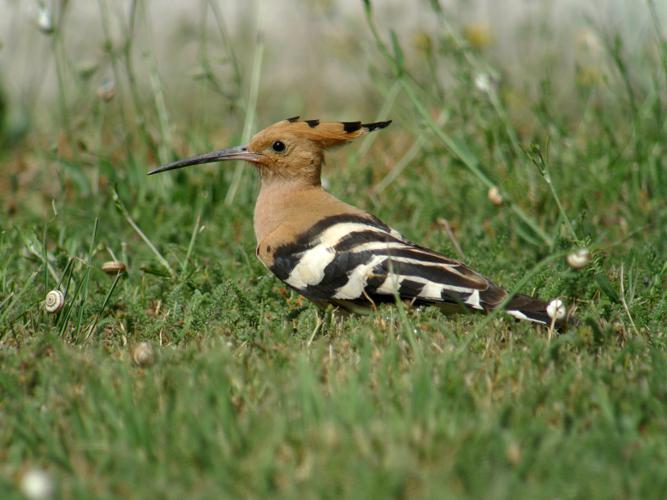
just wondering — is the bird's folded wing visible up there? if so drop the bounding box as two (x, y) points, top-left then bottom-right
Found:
(269, 214), (507, 310)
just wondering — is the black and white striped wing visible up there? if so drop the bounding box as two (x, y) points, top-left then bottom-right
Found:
(269, 214), (507, 313)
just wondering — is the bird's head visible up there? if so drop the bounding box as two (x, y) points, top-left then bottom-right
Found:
(148, 117), (391, 185)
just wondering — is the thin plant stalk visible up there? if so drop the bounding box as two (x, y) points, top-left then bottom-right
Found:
(619, 264), (640, 337)
(526, 144), (578, 243)
(50, 10), (71, 139)
(374, 109), (448, 194)
(181, 212), (202, 279)
(74, 218), (99, 339)
(85, 271), (123, 341)
(225, 32), (264, 206)
(113, 190), (174, 277)
(353, 79), (402, 162)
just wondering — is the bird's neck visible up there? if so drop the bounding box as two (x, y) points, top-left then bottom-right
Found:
(253, 176), (365, 245)
(253, 177), (321, 243)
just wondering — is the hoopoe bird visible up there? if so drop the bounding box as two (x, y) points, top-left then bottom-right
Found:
(149, 117), (569, 328)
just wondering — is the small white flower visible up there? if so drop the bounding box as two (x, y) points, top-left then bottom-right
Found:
(474, 73), (494, 94)
(546, 299), (566, 321)
(36, 7), (54, 34)
(97, 79), (116, 101)
(567, 249), (591, 269)
(20, 468), (53, 500)
(576, 30), (603, 56)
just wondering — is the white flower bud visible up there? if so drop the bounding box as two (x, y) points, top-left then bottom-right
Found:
(36, 8), (54, 34)
(20, 468), (53, 500)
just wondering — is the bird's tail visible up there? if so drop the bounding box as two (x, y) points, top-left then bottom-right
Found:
(504, 294), (569, 328)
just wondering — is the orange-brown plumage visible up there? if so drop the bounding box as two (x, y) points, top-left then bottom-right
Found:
(149, 117), (570, 328)
(246, 118), (388, 184)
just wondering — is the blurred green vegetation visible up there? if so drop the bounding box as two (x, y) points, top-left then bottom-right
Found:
(0, 1), (666, 498)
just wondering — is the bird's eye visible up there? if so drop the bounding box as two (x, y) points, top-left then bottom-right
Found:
(272, 140), (286, 152)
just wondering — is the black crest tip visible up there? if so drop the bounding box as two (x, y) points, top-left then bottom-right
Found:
(305, 119), (320, 128)
(341, 121), (362, 133)
(285, 116), (300, 123)
(362, 120), (392, 132)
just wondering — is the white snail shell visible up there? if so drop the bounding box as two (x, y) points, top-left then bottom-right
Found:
(487, 186), (503, 206)
(132, 342), (155, 367)
(546, 299), (566, 321)
(45, 290), (65, 314)
(567, 249), (591, 269)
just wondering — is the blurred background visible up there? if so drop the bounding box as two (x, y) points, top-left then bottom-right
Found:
(0, 0), (665, 251)
(1, 0), (665, 136)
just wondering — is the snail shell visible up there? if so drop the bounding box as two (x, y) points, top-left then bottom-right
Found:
(45, 290), (65, 314)
(546, 299), (566, 321)
(487, 186), (503, 206)
(132, 342), (155, 367)
(101, 261), (126, 275)
(567, 249), (591, 269)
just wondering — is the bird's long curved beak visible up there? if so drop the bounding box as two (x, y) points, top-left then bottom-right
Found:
(147, 145), (261, 175)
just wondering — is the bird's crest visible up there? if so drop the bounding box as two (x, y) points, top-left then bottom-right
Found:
(253, 116), (392, 149)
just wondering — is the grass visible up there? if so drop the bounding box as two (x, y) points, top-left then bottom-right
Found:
(1, 1), (667, 498)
